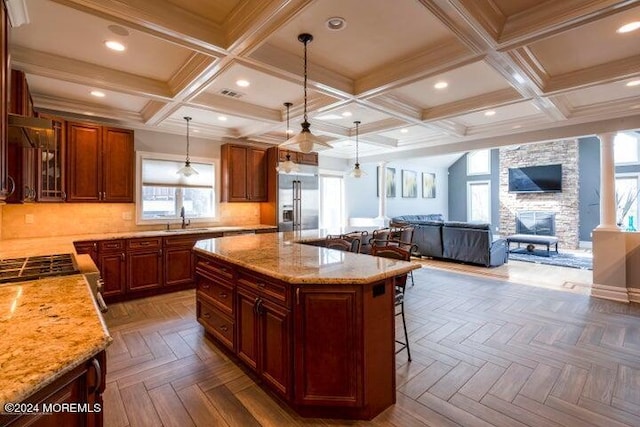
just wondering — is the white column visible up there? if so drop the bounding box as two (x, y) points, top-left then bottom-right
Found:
(376, 161), (389, 224)
(597, 132), (618, 230)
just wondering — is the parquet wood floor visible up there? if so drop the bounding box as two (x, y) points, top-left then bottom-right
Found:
(102, 266), (640, 427)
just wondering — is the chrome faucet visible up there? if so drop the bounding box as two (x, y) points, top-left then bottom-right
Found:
(180, 207), (190, 229)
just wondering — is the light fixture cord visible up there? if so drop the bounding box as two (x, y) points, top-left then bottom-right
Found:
(286, 103), (291, 138)
(303, 39), (309, 123)
(185, 117), (191, 164)
(355, 121), (360, 164)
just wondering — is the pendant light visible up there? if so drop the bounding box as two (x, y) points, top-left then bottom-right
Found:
(279, 33), (332, 154)
(177, 116), (198, 177)
(349, 120), (366, 178)
(276, 102), (300, 174)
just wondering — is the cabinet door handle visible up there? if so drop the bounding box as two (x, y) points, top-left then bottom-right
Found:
(90, 358), (102, 394)
(140, 241), (151, 246)
(203, 312), (211, 319)
(253, 297), (260, 315)
(256, 298), (264, 316)
(121, 253), (125, 261)
(220, 325), (228, 332)
(219, 292), (227, 299)
(61, 191), (67, 200)
(257, 282), (266, 288)
(158, 249), (162, 257)
(202, 283), (210, 290)
(296, 288), (300, 305)
(93, 242), (97, 251)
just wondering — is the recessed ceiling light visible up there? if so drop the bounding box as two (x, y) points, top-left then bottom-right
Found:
(617, 21), (640, 33)
(512, 124), (522, 129)
(104, 40), (125, 51)
(193, 129), (200, 133)
(434, 81), (448, 90)
(341, 111), (352, 117)
(326, 17), (346, 31)
(484, 110), (496, 116)
(90, 90), (105, 97)
(400, 128), (409, 134)
(217, 116), (228, 121)
(286, 129), (294, 135)
(626, 80), (640, 87)
(236, 79), (250, 87)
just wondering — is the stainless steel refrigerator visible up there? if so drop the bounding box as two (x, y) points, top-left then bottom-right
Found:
(277, 164), (319, 231)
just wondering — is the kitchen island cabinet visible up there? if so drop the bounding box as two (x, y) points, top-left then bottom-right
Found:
(0, 275), (111, 427)
(193, 231), (420, 420)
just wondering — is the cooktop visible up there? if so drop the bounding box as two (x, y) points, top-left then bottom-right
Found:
(0, 253), (80, 284)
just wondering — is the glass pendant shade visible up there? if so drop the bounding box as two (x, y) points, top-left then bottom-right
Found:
(177, 116), (198, 177)
(276, 153), (300, 174)
(279, 33), (331, 154)
(276, 102), (300, 174)
(349, 120), (367, 178)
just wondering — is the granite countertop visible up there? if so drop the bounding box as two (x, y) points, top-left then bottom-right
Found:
(0, 275), (112, 407)
(0, 224), (277, 259)
(193, 230), (421, 285)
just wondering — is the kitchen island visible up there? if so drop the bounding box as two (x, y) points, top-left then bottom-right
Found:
(0, 275), (111, 426)
(193, 231), (421, 420)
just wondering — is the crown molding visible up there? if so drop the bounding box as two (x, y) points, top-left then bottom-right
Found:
(422, 87), (523, 121)
(498, 0), (638, 51)
(140, 101), (169, 124)
(189, 92), (281, 123)
(356, 40), (478, 97)
(249, 43), (354, 98)
(167, 53), (218, 98)
(447, 0), (505, 45)
(12, 46), (173, 100)
(32, 93), (143, 123)
(545, 55), (640, 95)
(364, 95), (422, 123)
(50, 0), (228, 55)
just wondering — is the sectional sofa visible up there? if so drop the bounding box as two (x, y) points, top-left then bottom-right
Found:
(391, 215), (508, 267)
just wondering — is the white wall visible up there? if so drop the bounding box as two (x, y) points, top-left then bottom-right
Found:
(344, 160), (449, 220)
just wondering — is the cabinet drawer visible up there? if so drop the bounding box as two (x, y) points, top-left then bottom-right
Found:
(196, 257), (233, 281)
(197, 299), (234, 351)
(238, 270), (289, 307)
(128, 237), (162, 250)
(98, 239), (125, 252)
(197, 275), (234, 316)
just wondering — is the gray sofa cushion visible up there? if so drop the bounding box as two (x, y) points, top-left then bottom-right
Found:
(391, 214), (444, 224)
(444, 221), (491, 230)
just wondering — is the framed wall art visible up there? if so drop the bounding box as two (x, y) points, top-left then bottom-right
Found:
(401, 170), (417, 198)
(422, 172), (436, 198)
(376, 166), (396, 197)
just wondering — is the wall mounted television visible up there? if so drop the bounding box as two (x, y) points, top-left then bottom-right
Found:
(508, 164), (562, 193)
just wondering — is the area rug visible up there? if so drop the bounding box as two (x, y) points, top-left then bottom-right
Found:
(508, 248), (592, 270)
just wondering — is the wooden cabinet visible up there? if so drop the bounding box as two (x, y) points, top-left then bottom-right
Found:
(6, 143), (36, 203)
(9, 69), (34, 117)
(0, 4), (10, 203)
(66, 122), (133, 202)
(220, 144), (267, 202)
(278, 149), (318, 166)
(73, 241), (98, 264)
(194, 250), (396, 420)
(97, 239), (126, 298)
(37, 114), (66, 202)
(0, 350), (106, 427)
(126, 237), (163, 292)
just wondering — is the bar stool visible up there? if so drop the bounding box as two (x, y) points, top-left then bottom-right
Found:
(370, 245), (412, 361)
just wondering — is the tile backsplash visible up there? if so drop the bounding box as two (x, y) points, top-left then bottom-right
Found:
(0, 202), (261, 239)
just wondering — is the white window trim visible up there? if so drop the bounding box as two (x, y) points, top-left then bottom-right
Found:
(615, 172), (640, 223)
(467, 149), (491, 176)
(135, 150), (220, 225)
(467, 180), (491, 223)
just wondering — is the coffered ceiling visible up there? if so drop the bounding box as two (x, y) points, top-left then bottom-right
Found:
(8, 0), (640, 162)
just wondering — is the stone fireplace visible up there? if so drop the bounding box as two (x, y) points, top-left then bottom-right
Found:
(516, 211), (556, 236)
(499, 140), (579, 249)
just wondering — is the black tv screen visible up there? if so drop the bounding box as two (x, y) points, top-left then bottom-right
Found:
(508, 164), (562, 193)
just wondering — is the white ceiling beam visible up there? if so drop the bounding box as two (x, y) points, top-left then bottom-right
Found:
(189, 92), (281, 123)
(422, 88), (524, 121)
(32, 93), (143, 124)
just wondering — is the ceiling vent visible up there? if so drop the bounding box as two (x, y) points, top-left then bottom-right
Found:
(219, 88), (244, 99)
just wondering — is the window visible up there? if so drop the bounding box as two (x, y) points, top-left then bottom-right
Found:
(137, 152), (217, 224)
(467, 181), (491, 223)
(319, 174), (344, 229)
(614, 132), (639, 164)
(615, 175), (639, 227)
(467, 149), (491, 175)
